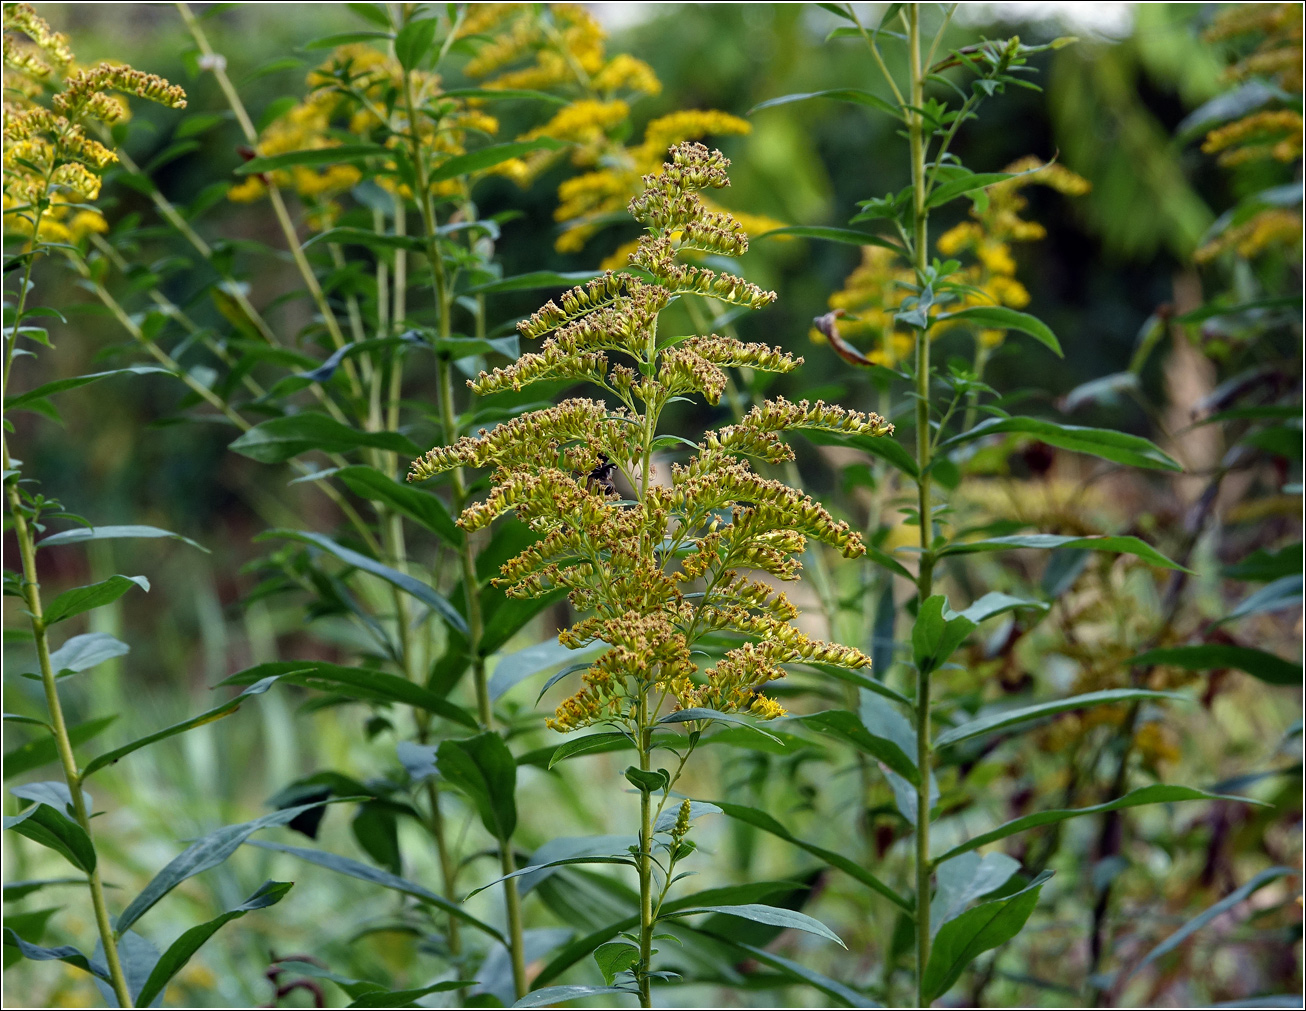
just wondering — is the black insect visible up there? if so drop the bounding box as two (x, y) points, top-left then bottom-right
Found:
(587, 453), (619, 498)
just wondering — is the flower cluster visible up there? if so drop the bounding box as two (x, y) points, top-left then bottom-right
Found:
(3, 3), (185, 241)
(1196, 3), (1302, 262)
(458, 3), (779, 257)
(227, 42), (502, 225)
(411, 142), (890, 733)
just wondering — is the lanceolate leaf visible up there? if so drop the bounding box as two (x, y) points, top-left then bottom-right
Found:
(217, 661), (477, 729)
(547, 731), (632, 770)
(935, 306), (1061, 356)
(4, 715), (116, 780)
(45, 633), (129, 676)
(939, 533), (1186, 571)
(82, 677), (281, 777)
(802, 429), (919, 478)
(935, 689), (1183, 748)
(133, 881), (293, 1007)
(4, 802), (96, 872)
(664, 903), (845, 947)
(750, 88), (899, 118)
(235, 143), (390, 174)
(116, 798), (350, 933)
(427, 139), (567, 184)
(1124, 866), (1295, 981)
(922, 872), (1051, 1002)
(437, 732), (518, 841)
(42, 575), (149, 625)
(258, 529), (468, 635)
(728, 942), (881, 1007)
(935, 786), (1259, 863)
(2, 929), (109, 981)
(334, 465), (462, 544)
(248, 839), (505, 942)
(465, 270), (601, 295)
(5, 366), (174, 411)
(708, 799), (911, 911)
(1223, 575), (1302, 623)
(1130, 645), (1301, 687)
(230, 414), (420, 463)
(38, 524), (207, 552)
(796, 709), (918, 784)
(754, 225), (901, 250)
(935, 417), (1181, 472)
(513, 986), (634, 1008)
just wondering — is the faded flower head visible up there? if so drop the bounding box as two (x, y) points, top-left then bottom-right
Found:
(411, 142), (891, 734)
(3, 3), (185, 239)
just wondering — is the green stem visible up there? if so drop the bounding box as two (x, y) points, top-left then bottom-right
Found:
(907, 7), (936, 1006)
(2, 439), (131, 1008)
(500, 842), (529, 997)
(636, 709), (655, 1009)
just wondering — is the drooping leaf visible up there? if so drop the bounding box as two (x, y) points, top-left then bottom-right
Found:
(38, 524), (208, 553)
(82, 677), (281, 777)
(935, 786), (1259, 863)
(935, 306), (1061, 356)
(334, 465), (462, 544)
(729, 941), (880, 1007)
(912, 595), (976, 675)
(664, 903), (845, 947)
(44, 633), (129, 676)
(3, 716), (115, 780)
(929, 852), (1022, 935)
(935, 689), (1182, 748)
(488, 638), (600, 702)
(547, 731), (632, 770)
(749, 88), (899, 118)
(754, 225), (900, 250)
(4, 802), (96, 872)
(258, 529), (468, 635)
(939, 533), (1186, 571)
(437, 732), (517, 840)
(2, 929), (109, 981)
(42, 575), (149, 625)
(133, 881), (293, 1007)
(922, 872), (1051, 1001)
(512, 986), (634, 1008)
(656, 707), (783, 743)
(230, 414), (420, 463)
(796, 709), (917, 783)
(1124, 867), (1296, 981)
(593, 940), (640, 985)
(936, 417), (1181, 471)
(5, 366), (174, 412)
(247, 839), (505, 941)
(803, 428), (919, 478)
(954, 591), (1049, 625)
(1223, 575), (1303, 623)
(427, 139), (567, 184)
(465, 270), (601, 295)
(217, 660), (477, 728)
(1130, 645), (1300, 687)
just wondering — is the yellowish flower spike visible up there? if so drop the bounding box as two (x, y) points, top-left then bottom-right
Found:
(3, 3), (185, 240)
(410, 142), (890, 734)
(459, 3), (771, 255)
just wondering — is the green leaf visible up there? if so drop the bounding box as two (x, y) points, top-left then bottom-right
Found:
(4, 802), (96, 872)
(1222, 543), (1301, 582)
(936, 689), (1183, 748)
(547, 731), (632, 769)
(796, 709), (917, 783)
(43, 575), (149, 625)
(83, 677), (280, 777)
(115, 798), (347, 933)
(1223, 575), (1302, 623)
(939, 534), (1186, 571)
(427, 139), (567, 184)
(750, 89), (899, 118)
(464, 270), (601, 295)
(2, 929), (109, 981)
(216, 660), (477, 729)
(935, 786), (1259, 863)
(1124, 867), (1295, 982)
(802, 429), (919, 478)
(922, 872), (1050, 1002)
(624, 766), (670, 794)
(708, 799), (911, 911)
(912, 595), (976, 675)
(935, 306), (1061, 356)
(439, 87), (568, 105)
(1130, 645), (1300, 687)
(730, 941), (880, 1007)
(45, 633), (129, 676)
(930, 852), (1022, 934)
(394, 16), (436, 70)
(133, 881), (293, 1007)
(936, 418), (1181, 471)
(5, 366), (174, 412)
(437, 733), (517, 840)
(347, 982), (469, 1007)
(465, 853), (636, 899)
(488, 637), (599, 702)
(926, 170), (1029, 210)
(954, 591), (1049, 625)
(229, 414), (420, 463)
(514, 986), (633, 1008)
(665, 903), (845, 947)
(247, 839), (505, 942)
(258, 529), (468, 635)
(656, 707), (783, 743)
(300, 226), (427, 253)
(38, 525), (207, 552)
(4, 716), (116, 780)
(235, 143), (389, 175)
(334, 465), (462, 545)
(303, 30), (393, 49)
(593, 940), (640, 985)
(754, 225), (900, 250)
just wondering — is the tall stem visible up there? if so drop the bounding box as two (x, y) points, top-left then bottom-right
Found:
(907, 6), (936, 1006)
(636, 702), (655, 1009)
(2, 439), (131, 1008)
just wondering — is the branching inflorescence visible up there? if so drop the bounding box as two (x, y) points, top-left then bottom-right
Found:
(412, 141), (891, 737)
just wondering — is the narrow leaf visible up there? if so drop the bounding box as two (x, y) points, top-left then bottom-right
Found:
(1130, 645), (1300, 687)
(935, 306), (1061, 356)
(38, 524), (207, 553)
(936, 689), (1182, 748)
(665, 903), (845, 947)
(43, 575), (149, 625)
(939, 533), (1186, 571)
(936, 417), (1181, 472)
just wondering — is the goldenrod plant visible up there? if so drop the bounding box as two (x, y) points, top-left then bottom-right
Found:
(3, 6), (298, 1008)
(411, 138), (890, 1007)
(749, 4), (1272, 1006)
